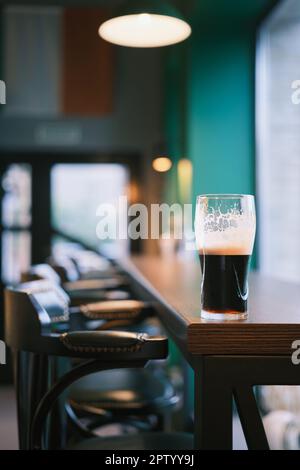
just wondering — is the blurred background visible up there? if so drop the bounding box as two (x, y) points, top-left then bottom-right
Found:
(1, 0), (300, 449)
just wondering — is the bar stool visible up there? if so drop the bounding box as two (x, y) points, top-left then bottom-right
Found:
(5, 281), (180, 448)
(51, 243), (119, 280)
(21, 263), (131, 305)
(20, 264), (160, 333)
(64, 249), (116, 279)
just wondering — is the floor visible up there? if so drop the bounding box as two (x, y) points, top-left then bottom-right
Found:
(0, 386), (246, 450)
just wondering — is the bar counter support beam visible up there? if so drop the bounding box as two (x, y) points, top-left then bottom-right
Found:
(194, 356), (232, 449)
(192, 355), (300, 450)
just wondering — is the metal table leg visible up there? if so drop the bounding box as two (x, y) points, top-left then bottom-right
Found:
(192, 355), (300, 450)
(193, 356), (233, 449)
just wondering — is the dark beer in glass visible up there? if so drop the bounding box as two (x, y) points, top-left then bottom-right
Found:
(195, 195), (256, 320)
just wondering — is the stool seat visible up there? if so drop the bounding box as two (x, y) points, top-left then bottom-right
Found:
(68, 290), (130, 306)
(69, 368), (178, 413)
(68, 432), (193, 450)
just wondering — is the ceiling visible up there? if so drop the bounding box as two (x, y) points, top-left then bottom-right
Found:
(0, 0), (123, 6)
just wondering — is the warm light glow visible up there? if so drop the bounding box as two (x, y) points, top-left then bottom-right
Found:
(178, 158), (193, 203)
(99, 14), (191, 48)
(152, 157), (172, 172)
(127, 181), (139, 204)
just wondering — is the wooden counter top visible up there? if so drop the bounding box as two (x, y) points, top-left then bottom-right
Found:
(119, 255), (300, 356)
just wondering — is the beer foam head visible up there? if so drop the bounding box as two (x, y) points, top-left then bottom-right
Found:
(195, 204), (256, 255)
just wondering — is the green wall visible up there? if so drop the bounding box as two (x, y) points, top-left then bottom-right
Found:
(188, 27), (255, 198)
(163, 42), (187, 204)
(165, 0), (278, 200)
(189, 1), (277, 200)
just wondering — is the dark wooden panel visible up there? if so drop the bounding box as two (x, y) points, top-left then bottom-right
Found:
(120, 256), (300, 356)
(62, 8), (113, 116)
(188, 323), (300, 355)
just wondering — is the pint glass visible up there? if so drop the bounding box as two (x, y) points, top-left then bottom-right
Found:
(195, 194), (256, 320)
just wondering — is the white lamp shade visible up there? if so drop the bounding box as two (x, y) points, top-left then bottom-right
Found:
(99, 13), (191, 48)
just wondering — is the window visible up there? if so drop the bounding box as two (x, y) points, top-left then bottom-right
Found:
(257, 0), (300, 282)
(1, 164), (31, 283)
(51, 163), (129, 256)
(257, 1), (300, 442)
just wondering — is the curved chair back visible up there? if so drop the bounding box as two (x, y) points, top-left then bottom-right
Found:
(47, 255), (80, 283)
(21, 264), (61, 284)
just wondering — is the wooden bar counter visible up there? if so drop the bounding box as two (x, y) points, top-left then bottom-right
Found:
(119, 255), (300, 450)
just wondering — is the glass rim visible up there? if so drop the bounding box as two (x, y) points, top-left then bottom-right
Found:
(196, 193), (254, 200)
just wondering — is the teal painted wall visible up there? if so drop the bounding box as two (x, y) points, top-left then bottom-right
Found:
(188, 28), (255, 199)
(165, 1), (277, 202)
(188, 1), (277, 201)
(163, 43), (187, 204)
